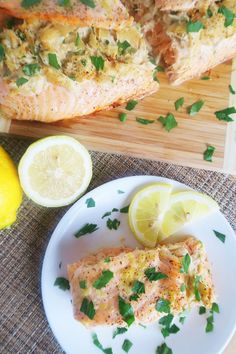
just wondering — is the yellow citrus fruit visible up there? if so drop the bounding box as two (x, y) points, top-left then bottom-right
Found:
(18, 136), (92, 207)
(128, 183), (173, 247)
(160, 191), (219, 237)
(0, 146), (22, 229)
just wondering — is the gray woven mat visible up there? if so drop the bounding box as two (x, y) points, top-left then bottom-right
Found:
(0, 135), (236, 354)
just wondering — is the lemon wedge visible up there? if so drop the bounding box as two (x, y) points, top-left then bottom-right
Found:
(128, 183), (173, 247)
(160, 191), (219, 237)
(0, 146), (23, 229)
(18, 136), (92, 207)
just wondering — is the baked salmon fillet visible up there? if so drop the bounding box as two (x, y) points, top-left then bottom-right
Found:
(0, 18), (158, 122)
(67, 237), (214, 327)
(0, 0), (132, 30)
(125, 0), (236, 85)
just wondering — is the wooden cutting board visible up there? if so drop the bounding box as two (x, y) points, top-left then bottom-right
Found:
(1, 59), (236, 174)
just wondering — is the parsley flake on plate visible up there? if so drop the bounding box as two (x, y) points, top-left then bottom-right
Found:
(122, 339), (133, 353)
(211, 303), (220, 314)
(179, 316), (186, 324)
(21, 0), (42, 8)
(75, 223), (99, 238)
(229, 84), (236, 95)
(102, 211), (112, 219)
(203, 145), (215, 162)
(156, 342), (173, 354)
(79, 280), (87, 289)
(118, 296), (135, 326)
(119, 113), (127, 122)
(159, 314), (174, 328)
(214, 107), (236, 122)
(126, 100), (138, 111)
(54, 277), (70, 290)
(107, 218), (120, 230)
(92, 333), (113, 354)
(213, 230), (226, 243)
(118, 190), (125, 194)
(199, 306), (206, 315)
(218, 6), (235, 27)
(85, 198), (95, 208)
(187, 100), (204, 116)
(156, 298), (171, 313)
(80, 0), (96, 8)
(16, 77), (28, 87)
(22, 63), (40, 76)
(175, 97), (184, 111)
(158, 113), (178, 132)
(205, 314), (214, 333)
(112, 327), (128, 339)
(80, 298), (96, 319)
(187, 20), (204, 33)
(93, 270), (114, 289)
(90, 56), (104, 71)
(145, 268), (168, 282)
(136, 118), (155, 125)
(0, 44), (5, 62)
(48, 53), (61, 69)
(180, 253), (191, 274)
(120, 205), (130, 213)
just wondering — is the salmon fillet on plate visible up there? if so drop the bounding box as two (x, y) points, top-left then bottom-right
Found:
(67, 237), (214, 326)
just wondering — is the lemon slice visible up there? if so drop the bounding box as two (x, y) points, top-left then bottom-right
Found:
(128, 183), (173, 247)
(160, 191), (219, 237)
(18, 136), (92, 207)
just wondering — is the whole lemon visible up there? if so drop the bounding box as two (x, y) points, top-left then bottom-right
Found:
(0, 146), (23, 229)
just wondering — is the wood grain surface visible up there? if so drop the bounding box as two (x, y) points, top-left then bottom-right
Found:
(1, 59), (236, 174)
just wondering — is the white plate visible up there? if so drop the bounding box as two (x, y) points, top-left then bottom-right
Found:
(41, 176), (236, 354)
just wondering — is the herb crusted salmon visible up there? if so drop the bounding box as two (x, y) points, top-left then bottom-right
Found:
(67, 237), (214, 327)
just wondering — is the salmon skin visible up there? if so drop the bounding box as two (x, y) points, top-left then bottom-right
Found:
(67, 237), (214, 327)
(0, 0), (132, 30)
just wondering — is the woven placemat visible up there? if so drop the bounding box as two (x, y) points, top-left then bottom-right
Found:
(1, 135), (236, 354)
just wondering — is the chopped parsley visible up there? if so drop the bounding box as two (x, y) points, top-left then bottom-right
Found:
(214, 107), (236, 122)
(193, 275), (202, 301)
(159, 314), (179, 338)
(90, 56), (105, 71)
(179, 316), (186, 324)
(79, 280), (87, 289)
(85, 198), (95, 208)
(102, 212), (112, 219)
(74, 223), (99, 238)
(104, 257), (111, 263)
(80, 0), (96, 8)
(155, 65), (165, 72)
(75, 33), (81, 46)
(112, 327), (128, 339)
(180, 283), (186, 292)
(54, 277), (70, 290)
(122, 339), (133, 353)
(186, 20), (204, 33)
(22, 63), (40, 76)
(218, 6), (235, 27)
(92, 333), (113, 354)
(132, 280), (145, 294)
(201, 76), (210, 80)
(145, 268), (168, 282)
(207, 8), (213, 18)
(158, 113), (178, 132)
(118, 190), (125, 194)
(58, 0), (71, 6)
(205, 314), (214, 333)
(156, 342), (173, 354)
(118, 296), (135, 326)
(118, 40), (131, 55)
(126, 100), (138, 111)
(155, 298), (171, 314)
(203, 145), (215, 162)
(106, 218), (120, 230)
(0, 44), (5, 62)
(229, 84), (236, 95)
(136, 118), (155, 125)
(174, 97), (184, 111)
(120, 205), (130, 213)
(48, 53), (60, 69)
(159, 314), (174, 328)
(129, 294), (139, 301)
(80, 298), (95, 319)
(213, 230), (226, 243)
(211, 302), (220, 314)
(119, 113), (127, 122)
(112, 208), (119, 212)
(21, 0), (42, 8)
(93, 270), (114, 289)
(16, 77), (28, 87)
(180, 253), (191, 274)
(199, 306), (206, 315)
(187, 100), (204, 116)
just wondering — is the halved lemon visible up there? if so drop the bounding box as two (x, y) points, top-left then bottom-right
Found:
(128, 183), (173, 247)
(160, 191), (219, 237)
(18, 136), (92, 207)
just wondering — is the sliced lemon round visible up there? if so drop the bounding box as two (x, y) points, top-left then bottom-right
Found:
(160, 191), (219, 237)
(18, 136), (92, 207)
(128, 183), (173, 247)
